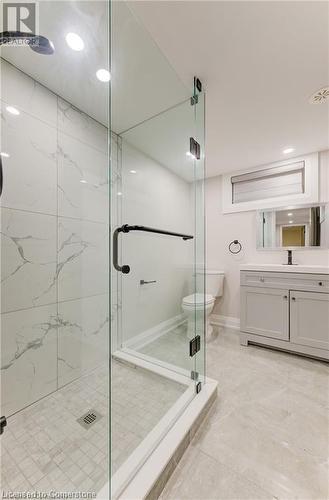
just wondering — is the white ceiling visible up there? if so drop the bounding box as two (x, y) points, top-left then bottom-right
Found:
(1, 1), (328, 179)
(128, 0), (329, 177)
(1, 1), (110, 126)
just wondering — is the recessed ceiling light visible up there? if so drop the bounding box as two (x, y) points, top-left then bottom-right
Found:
(6, 105), (20, 115)
(289, 220), (293, 224)
(80, 179), (87, 184)
(283, 147), (295, 154)
(129, 170), (137, 174)
(117, 192), (122, 196)
(96, 69), (111, 82)
(66, 32), (84, 51)
(288, 212), (293, 216)
(0, 152), (10, 158)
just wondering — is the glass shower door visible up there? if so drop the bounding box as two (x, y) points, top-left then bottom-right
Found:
(117, 95), (204, 380)
(111, 92), (205, 491)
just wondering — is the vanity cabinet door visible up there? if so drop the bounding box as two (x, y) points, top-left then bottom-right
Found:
(290, 291), (329, 350)
(240, 286), (289, 340)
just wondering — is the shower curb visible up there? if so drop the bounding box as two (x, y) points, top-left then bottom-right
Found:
(118, 378), (217, 500)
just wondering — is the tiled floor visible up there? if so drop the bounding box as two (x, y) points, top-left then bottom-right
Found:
(112, 359), (186, 473)
(0, 359), (185, 496)
(160, 327), (329, 500)
(1, 364), (109, 495)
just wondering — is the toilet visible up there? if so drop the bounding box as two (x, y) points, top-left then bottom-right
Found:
(182, 270), (225, 339)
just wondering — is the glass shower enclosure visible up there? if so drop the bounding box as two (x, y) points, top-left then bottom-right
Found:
(110, 2), (206, 496)
(0, 1), (206, 498)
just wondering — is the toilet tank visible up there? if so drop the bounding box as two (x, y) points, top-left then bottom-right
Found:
(196, 269), (225, 297)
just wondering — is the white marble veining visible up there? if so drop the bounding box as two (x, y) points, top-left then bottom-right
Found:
(0, 104), (58, 215)
(1, 208), (57, 313)
(160, 328), (329, 500)
(57, 217), (109, 303)
(57, 294), (109, 387)
(241, 263), (329, 274)
(57, 98), (108, 153)
(58, 131), (109, 222)
(0, 304), (58, 416)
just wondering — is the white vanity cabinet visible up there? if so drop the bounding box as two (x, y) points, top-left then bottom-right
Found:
(240, 266), (329, 361)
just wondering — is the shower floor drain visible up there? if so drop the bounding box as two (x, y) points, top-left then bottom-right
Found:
(77, 409), (103, 430)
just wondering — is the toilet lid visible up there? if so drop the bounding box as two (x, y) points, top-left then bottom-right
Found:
(182, 293), (214, 306)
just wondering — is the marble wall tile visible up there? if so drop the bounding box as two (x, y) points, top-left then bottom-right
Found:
(57, 217), (109, 303)
(58, 132), (109, 222)
(58, 98), (108, 153)
(0, 63), (111, 416)
(0, 60), (57, 126)
(0, 104), (57, 215)
(57, 294), (109, 387)
(1, 208), (57, 313)
(0, 304), (58, 416)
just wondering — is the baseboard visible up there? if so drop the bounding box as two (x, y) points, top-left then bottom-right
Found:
(210, 313), (240, 331)
(124, 314), (186, 350)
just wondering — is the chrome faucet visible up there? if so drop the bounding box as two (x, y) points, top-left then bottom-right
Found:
(287, 249), (293, 265)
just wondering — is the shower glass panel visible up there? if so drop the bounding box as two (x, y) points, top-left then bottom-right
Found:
(118, 97), (202, 375)
(110, 2), (205, 495)
(0, 1), (110, 497)
(111, 93), (205, 494)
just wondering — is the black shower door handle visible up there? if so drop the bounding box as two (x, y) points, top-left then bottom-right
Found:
(113, 227), (130, 274)
(113, 224), (193, 274)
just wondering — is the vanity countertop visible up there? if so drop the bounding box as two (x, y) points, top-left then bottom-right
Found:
(240, 263), (329, 274)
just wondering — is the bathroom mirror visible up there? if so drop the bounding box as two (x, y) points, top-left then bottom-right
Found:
(256, 204), (329, 249)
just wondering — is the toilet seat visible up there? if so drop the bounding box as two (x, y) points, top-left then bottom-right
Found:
(182, 293), (214, 307)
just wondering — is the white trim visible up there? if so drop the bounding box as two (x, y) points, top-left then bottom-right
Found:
(118, 379), (217, 500)
(123, 314), (186, 350)
(222, 153), (319, 214)
(118, 347), (192, 381)
(210, 313), (240, 331)
(97, 349), (217, 500)
(113, 349), (191, 386)
(97, 377), (218, 500)
(112, 385), (195, 499)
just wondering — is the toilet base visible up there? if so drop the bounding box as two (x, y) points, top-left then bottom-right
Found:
(185, 312), (213, 340)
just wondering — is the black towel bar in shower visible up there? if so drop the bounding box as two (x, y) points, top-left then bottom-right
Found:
(113, 224), (194, 274)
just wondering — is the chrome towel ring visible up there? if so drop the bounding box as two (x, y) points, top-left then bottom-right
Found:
(229, 240), (242, 254)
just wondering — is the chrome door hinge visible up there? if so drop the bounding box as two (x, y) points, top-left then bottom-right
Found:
(191, 76), (202, 105)
(190, 138), (201, 160)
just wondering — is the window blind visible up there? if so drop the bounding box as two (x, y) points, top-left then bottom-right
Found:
(231, 161), (305, 204)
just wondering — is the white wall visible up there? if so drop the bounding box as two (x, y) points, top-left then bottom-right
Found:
(207, 150), (329, 322)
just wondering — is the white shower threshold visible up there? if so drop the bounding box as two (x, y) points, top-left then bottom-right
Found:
(98, 350), (217, 500)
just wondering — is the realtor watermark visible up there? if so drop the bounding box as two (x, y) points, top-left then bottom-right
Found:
(1, 491), (96, 499)
(1, 1), (39, 46)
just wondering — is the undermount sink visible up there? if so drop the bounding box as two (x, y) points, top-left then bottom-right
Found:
(240, 263), (329, 274)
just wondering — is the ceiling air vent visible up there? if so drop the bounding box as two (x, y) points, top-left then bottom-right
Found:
(309, 87), (329, 104)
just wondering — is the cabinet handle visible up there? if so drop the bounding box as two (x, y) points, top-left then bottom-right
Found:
(283, 295), (288, 299)
(291, 297), (296, 301)
(260, 277), (265, 282)
(318, 282), (323, 286)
